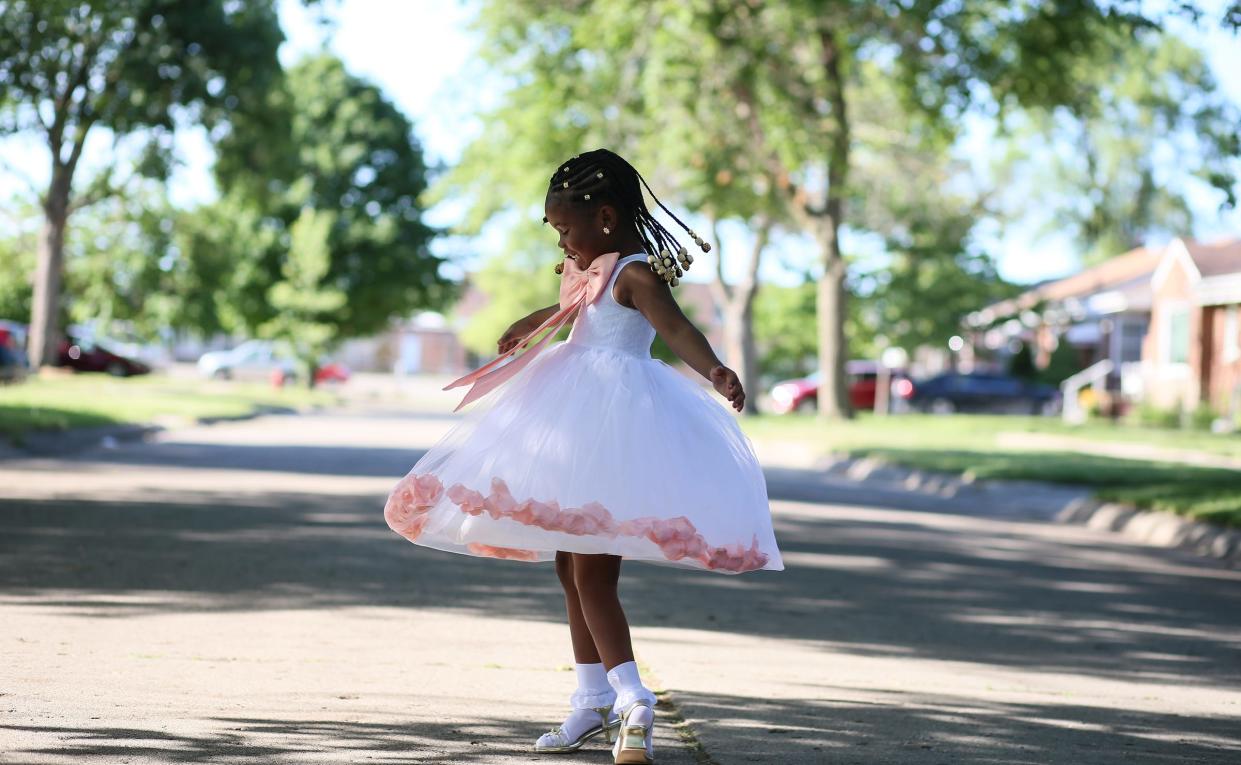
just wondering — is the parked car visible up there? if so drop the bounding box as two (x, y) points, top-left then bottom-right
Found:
(905, 372), (1060, 415)
(197, 340), (296, 382)
(769, 361), (910, 414)
(315, 362), (351, 385)
(57, 335), (151, 376)
(0, 320), (30, 371)
(198, 340), (349, 386)
(0, 343), (27, 383)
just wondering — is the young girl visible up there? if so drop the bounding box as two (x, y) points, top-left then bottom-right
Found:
(384, 148), (783, 764)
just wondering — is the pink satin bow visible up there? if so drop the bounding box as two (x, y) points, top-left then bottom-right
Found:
(443, 251), (622, 412)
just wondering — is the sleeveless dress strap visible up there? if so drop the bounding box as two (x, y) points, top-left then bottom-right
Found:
(606, 253), (649, 304)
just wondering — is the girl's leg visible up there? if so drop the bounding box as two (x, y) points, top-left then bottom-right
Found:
(568, 552), (633, 666)
(572, 552), (657, 761)
(536, 552), (619, 752)
(556, 550), (603, 662)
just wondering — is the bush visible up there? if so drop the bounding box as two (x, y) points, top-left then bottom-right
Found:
(1189, 403), (1218, 431)
(1135, 402), (1181, 429)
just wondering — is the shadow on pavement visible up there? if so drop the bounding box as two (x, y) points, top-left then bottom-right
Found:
(665, 689), (1240, 764)
(0, 710), (655, 764)
(3, 458), (1240, 695)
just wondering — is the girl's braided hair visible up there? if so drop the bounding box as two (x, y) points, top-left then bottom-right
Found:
(545, 149), (708, 285)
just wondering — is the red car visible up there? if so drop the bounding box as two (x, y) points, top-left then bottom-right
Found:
(58, 335), (150, 376)
(769, 361), (910, 413)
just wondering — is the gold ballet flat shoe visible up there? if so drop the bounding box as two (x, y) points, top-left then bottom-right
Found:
(534, 705), (621, 754)
(612, 699), (654, 764)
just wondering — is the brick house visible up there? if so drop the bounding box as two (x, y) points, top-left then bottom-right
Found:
(1141, 238), (1241, 415)
(967, 236), (1241, 419)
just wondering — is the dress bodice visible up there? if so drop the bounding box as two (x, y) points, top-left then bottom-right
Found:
(565, 253), (657, 357)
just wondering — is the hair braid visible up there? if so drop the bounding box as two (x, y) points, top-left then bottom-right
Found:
(545, 149), (708, 287)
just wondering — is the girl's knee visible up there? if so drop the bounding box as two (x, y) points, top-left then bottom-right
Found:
(554, 550), (575, 589)
(571, 553), (620, 594)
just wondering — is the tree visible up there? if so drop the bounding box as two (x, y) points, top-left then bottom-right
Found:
(258, 208), (346, 385)
(0, 0), (284, 367)
(452, 0), (1193, 420)
(992, 33), (1239, 263)
(191, 55), (453, 349)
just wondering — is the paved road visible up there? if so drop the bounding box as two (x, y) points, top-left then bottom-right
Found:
(2, 407), (1240, 764)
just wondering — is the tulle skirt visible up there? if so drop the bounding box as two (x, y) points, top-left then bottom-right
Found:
(383, 341), (784, 574)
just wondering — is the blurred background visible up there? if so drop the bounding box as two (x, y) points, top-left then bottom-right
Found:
(2, 0), (1240, 448)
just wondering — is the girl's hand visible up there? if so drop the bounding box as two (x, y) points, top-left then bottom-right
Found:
(497, 316), (541, 354)
(710, 365), (745, 412)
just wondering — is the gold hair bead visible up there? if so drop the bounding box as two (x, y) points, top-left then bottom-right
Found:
(670, 276), (679, 287)
(562, 181), (569, 188)
(596, 172), (603, 178)
(554, 261), (564, 275)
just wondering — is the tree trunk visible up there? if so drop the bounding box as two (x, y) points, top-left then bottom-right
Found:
(816, 29), (854, 420)
(817, 225), (851, 419)
(29, 169), (72, 369)
(710, 220), (768, 416)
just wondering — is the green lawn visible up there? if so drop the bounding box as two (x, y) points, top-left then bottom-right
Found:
(740, 413), (1241, 527)
(0, 372), (339, 446)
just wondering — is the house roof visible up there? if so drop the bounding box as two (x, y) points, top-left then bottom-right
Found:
(972, 237), (1241, 325)
(971, 244), (1163, 325)
(1186, 238), (1241, 279)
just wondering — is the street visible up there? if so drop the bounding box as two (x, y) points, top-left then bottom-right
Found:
(2, 406), (1240, 764)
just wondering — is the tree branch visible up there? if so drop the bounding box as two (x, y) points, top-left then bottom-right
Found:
(708, 216), (732, 309)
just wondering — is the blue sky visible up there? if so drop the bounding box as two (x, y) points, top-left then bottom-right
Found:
(2, 0), (1238, 289)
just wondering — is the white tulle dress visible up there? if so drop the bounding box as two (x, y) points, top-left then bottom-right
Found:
(383, 253), (784, 574)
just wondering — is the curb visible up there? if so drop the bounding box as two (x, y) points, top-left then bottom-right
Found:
(1056, 497), (1241, 568)
(0, 404), (307, 459)
(816, 454), (1240, 569)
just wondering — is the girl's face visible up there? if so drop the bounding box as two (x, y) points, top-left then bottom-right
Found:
(543, 197), (616, 267)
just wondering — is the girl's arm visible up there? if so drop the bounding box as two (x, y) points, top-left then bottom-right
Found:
(497, 303), (565, 354)
(618, 265), (746, 412)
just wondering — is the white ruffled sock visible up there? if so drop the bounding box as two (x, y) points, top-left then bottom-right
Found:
(536, 662), (618, 747)
(607, 660), (656, 756)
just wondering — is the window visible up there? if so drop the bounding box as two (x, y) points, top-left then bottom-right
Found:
(1166, 307), (1189, 365)
(1119, 318), (1147, 363)
(1225, 306), (1240, 364)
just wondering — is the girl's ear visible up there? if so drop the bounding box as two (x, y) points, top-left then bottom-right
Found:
(597, 204), (618, 232)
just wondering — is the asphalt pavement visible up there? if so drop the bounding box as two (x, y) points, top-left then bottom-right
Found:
(2, 404), (1239, 764)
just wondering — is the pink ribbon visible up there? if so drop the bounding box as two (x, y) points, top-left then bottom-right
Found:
(443, 251), (622, 412)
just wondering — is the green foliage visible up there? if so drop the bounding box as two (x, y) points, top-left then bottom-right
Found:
(1136, 402), (1184, 429)
(454, 219), (564, 357)
(0, 202), (37, 320)
(1190, 403), (1220, 431)
(993, 33), (1240, 263)
(257, 209), (347, 382)
(0, 0), (284, 142)
(754, 280), (818, 382)
(197, 54), (453, 343)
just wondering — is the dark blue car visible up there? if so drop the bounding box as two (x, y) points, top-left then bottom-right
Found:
(907, 372), (1060, 415)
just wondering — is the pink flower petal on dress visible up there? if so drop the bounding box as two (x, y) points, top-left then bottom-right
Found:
(484, 478), (519, 520)
(467, 543), (540, 561)
(447, 484), (487, 516)
(384, 473), (443, 540)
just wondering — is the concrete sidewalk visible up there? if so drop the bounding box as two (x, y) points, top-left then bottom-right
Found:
(2, 407), (1240, 763)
